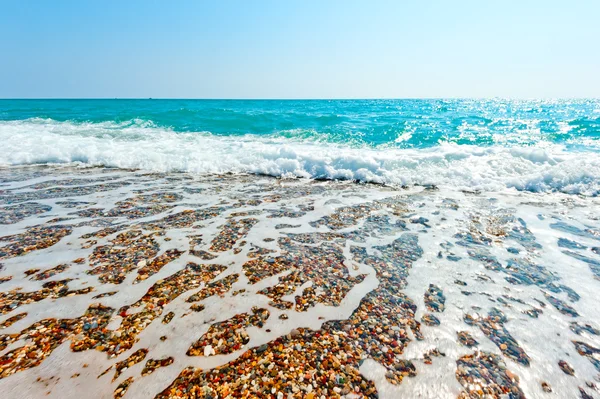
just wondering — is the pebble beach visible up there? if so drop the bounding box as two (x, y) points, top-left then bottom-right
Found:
(1, 165), (600, 398)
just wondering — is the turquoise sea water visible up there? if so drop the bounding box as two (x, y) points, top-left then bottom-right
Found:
(0, 99), (599, 194)
(1, 99), (599, 148)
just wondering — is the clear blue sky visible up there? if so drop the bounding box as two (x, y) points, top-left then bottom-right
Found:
(1, 0), (598, 98)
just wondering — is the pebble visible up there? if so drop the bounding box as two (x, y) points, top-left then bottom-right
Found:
(204, 345), (215, 357)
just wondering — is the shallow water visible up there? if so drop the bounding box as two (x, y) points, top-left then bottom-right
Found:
(1, 165), (600, 398)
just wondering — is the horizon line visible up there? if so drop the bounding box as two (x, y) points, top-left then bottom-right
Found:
(1, 97), (599, 101)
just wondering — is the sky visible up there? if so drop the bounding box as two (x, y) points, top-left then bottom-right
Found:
(1, 0), (599, 99)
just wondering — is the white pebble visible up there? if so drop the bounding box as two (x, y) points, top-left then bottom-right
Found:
(204, 345), (215, 356)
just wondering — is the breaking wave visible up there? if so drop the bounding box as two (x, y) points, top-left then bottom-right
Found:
(1, 118), (599, 195)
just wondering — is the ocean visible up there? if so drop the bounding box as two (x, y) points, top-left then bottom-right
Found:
(1, 99), (600, 399)
(1, 99), (599, 194)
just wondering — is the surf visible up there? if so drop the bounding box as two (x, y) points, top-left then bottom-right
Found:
(1, 117), (599, 195)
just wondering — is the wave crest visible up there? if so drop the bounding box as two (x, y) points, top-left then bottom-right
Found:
(1, 118), (599, 195)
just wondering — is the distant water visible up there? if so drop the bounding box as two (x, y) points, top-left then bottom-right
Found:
(1, 99), (599, 194)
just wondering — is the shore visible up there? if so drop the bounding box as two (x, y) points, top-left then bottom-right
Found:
(1, 165), (600, 398)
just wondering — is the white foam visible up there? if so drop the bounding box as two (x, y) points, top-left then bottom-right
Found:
(1, 118), (599, 195)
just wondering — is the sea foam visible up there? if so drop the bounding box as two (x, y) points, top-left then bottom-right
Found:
(1, 118), (599, 195)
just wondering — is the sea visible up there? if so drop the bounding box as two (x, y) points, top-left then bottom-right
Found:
(1, 99), (600, 399)
(0, 98), (599, 195)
